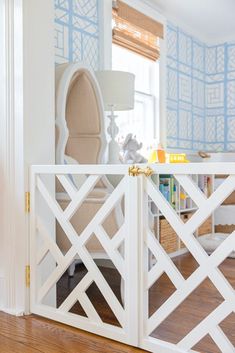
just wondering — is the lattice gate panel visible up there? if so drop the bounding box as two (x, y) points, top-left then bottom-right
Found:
(30, 166), (139, 346)
(30, 164), (235, 353)
(140, 168), (235, 353)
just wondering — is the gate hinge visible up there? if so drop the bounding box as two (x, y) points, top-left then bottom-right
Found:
(25, 192), (30, 213)
(25, 265), (30, 288)
(128, 165), (154, 177)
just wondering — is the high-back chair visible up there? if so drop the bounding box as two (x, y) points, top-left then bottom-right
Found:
(55, 63), (122, 276)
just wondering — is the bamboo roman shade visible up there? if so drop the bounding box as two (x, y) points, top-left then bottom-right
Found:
(112, 0), (164, 61)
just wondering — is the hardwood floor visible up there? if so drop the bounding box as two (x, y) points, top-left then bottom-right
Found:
(150, 254), (235, 353)
(1, 253), (234, 353)
(57, 253), (235, 353)
(0, 312), (146, 353)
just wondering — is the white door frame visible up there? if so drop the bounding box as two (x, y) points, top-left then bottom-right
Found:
(0, 0), (25, 315)
(0, 0), (55, 315)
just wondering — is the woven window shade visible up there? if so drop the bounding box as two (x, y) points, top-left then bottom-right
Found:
(112, 0), (163, 61)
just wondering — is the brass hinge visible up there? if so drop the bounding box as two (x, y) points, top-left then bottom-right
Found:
(25, 265), (30, 288)
(25, 192), (30, 213)
(128, 165), (154, 177)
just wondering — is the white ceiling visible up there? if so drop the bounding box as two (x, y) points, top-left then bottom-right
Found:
(150, 0), (235, 44)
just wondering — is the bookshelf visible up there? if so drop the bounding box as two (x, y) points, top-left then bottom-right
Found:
(149, 174), (213, 258)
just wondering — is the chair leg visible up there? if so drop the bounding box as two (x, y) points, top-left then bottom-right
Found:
(120, 277), (124, 304)
(68, 261), (76, 277)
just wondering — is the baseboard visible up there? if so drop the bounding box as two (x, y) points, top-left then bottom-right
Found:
(0, 277), (25, 316)
(0, 277), (6, 310)
(1, 308), (25, 316)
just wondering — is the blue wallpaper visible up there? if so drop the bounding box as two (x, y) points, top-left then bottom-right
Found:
(54, 0), (99, 70)
(205, 44), (235, 151)
(167, 23), (235, 151)
(167, 23), (205, 151)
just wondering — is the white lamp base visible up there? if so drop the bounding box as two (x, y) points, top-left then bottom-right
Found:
(108, 139), (120, 164)
(107, 110), (120, 164)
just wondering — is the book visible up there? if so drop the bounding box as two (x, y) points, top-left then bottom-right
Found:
(159, 175), (177, 209)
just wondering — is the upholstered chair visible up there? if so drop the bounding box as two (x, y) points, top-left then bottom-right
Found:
(55, 63), (122, 276)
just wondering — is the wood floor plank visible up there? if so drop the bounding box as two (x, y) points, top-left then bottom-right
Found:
(0, 253), (234, 353)
(0, 312), (145, 353)
(57, 254), (235, 353)
(0, 334), (42, 353)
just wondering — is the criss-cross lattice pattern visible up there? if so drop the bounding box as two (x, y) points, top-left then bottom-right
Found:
(31, 164), (235, 353)
(142, 173), (235, 353)
(31, 169), (138, 345)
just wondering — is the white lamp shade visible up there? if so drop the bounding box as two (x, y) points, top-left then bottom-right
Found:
(96, 70), (135, 111)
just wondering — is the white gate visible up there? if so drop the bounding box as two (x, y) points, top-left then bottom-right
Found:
(30, 165), (139, 346)
(139, 163), (235, 353)
(30, 163), (235, 353)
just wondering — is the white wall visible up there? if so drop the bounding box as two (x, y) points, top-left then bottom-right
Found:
(23, 0), (55, 310)
(0, 0), (55, 314)
(23, 0), (55, 169)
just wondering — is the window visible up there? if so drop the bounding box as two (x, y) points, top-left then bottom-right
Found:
(112, 43), (160, 156)
(112, 0), (163, 61)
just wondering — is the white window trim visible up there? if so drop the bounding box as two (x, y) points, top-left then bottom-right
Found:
(112, 43), (160, 146)
(99, 0), (167, 147)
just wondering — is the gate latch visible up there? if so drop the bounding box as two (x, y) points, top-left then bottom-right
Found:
(128, 165), (154, 177)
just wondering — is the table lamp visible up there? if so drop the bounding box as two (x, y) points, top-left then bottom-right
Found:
(96, 70), (135, 164)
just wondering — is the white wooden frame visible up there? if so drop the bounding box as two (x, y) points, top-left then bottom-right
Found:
(140, 163), (235, 353)
(30, 164), (139, 345)
(31, 163), (235, 353)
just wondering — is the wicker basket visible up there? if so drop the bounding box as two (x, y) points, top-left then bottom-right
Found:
(215, 224), (235, 233)
(160, 218), (178, 254)
(198, 217), (212, 236)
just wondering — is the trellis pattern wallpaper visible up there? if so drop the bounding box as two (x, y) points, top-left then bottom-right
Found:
(167, 23), (235, 151)
(205, 44), (235, 151)
(167, 23), (205, 151)
(54, 0), (99, 70)
(54, 1), (235, 151)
